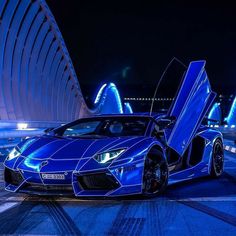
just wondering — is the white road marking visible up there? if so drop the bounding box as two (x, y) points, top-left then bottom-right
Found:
(0, 195), (26, 214)
(225, 146), (230, 151)
(224, 145), (236, 154)
(7, 196), (26, 201)
(0, 202), (19, 213)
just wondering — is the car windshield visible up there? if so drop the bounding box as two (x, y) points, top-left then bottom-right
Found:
(53, 116), (150, 138)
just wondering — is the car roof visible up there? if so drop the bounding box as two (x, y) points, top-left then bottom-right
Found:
(90, 113), (166, 120)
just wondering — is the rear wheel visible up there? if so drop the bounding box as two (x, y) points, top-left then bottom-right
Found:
(210, 139), (224, 177)
(142, 149), (168, 197)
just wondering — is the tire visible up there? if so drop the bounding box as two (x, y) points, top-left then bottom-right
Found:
(210, 139), (224, 177)
(142, 149), (168, 197)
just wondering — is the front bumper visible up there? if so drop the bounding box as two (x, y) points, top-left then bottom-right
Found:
(4, 167), (122, 196)
(4, 167), (24, 186)
(4, 157), (144, 197)
(19, 183), (74, 196)
(77, 172), (120, 190)
(4, 167), (74, 195)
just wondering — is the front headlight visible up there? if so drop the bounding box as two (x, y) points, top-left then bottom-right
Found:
(7, 148), (21, 161)
(94, 149), (126, 164)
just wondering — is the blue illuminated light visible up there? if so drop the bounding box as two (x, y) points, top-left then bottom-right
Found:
(225, 96), (236, 125)
(94, 149), (126, 163)
(24, 158), (41, 172)
(124, 102), (133, 114)
(93, 83), (124, 114)
(208, 103), (221, 124)
(94, 84), (107, 104)
(110, 83), (123, 114)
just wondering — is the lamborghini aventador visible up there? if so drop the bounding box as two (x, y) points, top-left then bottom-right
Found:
(4, 60), (224, 197)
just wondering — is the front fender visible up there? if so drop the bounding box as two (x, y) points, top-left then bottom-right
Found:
(108, 138), (166, 187)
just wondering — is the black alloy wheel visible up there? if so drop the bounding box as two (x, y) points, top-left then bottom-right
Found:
(143, 149), (168, 197)
(210, 139), (224, 177)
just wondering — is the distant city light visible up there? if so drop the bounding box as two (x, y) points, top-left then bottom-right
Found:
(17, 123), (28, 130)
(124, 97), (174, 101)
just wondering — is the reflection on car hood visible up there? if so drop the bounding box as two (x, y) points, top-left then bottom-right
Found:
(18, 136), (146, 160)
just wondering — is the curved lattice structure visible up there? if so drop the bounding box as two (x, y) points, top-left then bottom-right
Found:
(0, 0), (86, 121)
(0, 0), (129, 122)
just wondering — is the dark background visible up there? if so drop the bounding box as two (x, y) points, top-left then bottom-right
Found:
(46, 0), (236, 100)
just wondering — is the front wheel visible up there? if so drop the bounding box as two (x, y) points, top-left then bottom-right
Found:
(210, 139), (224, 177)
(142, 149), (168, 197)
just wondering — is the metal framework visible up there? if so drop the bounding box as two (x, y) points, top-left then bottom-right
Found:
(0, 0), (132, 123)
(0, 0), (91, 122)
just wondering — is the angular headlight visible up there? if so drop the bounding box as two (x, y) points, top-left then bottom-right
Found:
(94, 149), (126, 164)
(7, 148), (21, 161)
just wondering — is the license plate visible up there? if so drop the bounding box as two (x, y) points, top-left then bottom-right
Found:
(42, 173), (65, 180)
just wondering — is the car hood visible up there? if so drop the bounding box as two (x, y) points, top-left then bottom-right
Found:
(12, 135), (148, 173)
(19, 136), (146, 160)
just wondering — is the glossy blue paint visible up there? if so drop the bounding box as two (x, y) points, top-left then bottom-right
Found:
(3, 61), (223, 197)
(166, 61), (216, 156)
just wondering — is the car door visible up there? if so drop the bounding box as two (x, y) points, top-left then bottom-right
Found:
(164, 60), (216, 156)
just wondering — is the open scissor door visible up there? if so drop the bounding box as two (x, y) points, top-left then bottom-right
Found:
(165, 61), (216, 156)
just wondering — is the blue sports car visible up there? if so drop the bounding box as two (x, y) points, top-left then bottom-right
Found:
(4, 61), (224, 197)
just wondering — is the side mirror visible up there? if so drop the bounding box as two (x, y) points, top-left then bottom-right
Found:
(166, 116), (176, 127)
(156, 116), (176, 130)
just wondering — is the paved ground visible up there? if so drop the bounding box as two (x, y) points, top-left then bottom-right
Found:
(0, 151), (235, 236)
(223, 133), (236, 153)
(224, 133), (236, 142)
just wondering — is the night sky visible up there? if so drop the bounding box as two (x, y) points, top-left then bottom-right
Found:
(46, 0), (236, 99)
